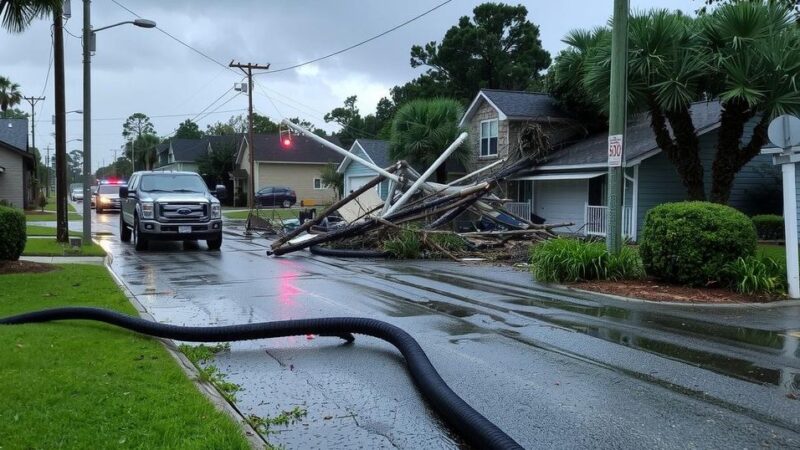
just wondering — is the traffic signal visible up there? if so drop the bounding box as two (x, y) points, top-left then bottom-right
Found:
(279, 124), (292, 149)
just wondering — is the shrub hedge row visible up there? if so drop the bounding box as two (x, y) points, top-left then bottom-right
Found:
(751, 214), (784, 241)
(0, 206), (26, 261)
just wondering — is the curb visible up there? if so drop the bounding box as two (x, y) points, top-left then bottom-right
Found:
(553, 283), (800, 309)
(103, 261), (268, 449)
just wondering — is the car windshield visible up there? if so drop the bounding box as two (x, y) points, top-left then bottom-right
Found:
(140, 174), (208, 193)
(97, 185), (121, 194)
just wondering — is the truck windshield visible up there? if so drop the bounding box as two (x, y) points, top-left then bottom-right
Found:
(140, 174), (208, 193)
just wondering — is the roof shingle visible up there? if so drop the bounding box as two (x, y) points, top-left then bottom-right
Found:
(0, 119), (29, 151)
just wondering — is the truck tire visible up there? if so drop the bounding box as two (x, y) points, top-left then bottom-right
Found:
(133, 215), (148, 251)
(206, 234), (222, 250)
(120, 214), (131, 242)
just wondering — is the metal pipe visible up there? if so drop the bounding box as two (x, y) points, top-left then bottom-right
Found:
(782, 162), (800, 298)
(446, 158), (506, 187)
(384, 132), (468, 216)
(282, 119), (400, 182)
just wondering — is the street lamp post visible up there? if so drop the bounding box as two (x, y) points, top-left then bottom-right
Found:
(82, 0), (155, 243)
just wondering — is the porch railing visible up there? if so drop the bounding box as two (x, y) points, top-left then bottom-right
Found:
(584, 204), (634, 238)
(505, 201), (531, 221)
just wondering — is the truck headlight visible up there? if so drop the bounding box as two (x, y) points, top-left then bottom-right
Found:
(211, 203), (221, 219)
(141, 202), (154, 219)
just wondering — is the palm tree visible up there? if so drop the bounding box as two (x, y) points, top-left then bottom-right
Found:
(319, 162), (343, 199)
(0, 76), (22, 111)
(0, 0), (61, 33)
(389, 98), (468, 183)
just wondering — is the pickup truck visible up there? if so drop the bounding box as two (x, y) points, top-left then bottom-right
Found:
(119, 171), (225, 251)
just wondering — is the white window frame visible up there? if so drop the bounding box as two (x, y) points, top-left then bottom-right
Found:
(480, 119), (499, 157)
(313, 178), (324, 190)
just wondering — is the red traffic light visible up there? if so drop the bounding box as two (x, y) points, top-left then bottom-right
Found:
(282, 138), (292, 148)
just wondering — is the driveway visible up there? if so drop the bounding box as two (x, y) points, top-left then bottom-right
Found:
(96, 214), (800, 449)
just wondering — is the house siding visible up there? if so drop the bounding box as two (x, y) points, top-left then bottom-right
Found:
(468, 100), (508, 169)
(341, 145), (390, 199)
(258, 162), (337, 205)
(0, 147), (25, 208)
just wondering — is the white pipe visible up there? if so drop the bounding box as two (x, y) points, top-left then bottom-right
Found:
(447, 158), (506, 187)
(384, 132), (468, 216)
(281, 119), (400, 182)
(782, 162), (800, 298)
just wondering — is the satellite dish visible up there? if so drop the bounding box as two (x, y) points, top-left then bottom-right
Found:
(768, 114), (800, 149)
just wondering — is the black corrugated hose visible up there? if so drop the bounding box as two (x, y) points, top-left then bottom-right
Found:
(0, 307), (523, 450)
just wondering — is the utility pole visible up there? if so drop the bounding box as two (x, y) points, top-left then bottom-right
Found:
(82, 0), (92, 244)
(45, 145), (51, 197)
(54, 4), (69, 243)
(606, 0), (629, 254)
(229, 60), (270, 209)
(23, 96), (45, 152)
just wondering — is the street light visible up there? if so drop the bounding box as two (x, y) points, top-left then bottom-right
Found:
(52, 109), (82, 124)
(82, 1), (155, 243)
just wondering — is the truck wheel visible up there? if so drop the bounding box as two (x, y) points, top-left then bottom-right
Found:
(133, 215), (148, 251)
(206, 234), (222, 250)
(120, 214), (131, 242)
(282, 199), (291, 208)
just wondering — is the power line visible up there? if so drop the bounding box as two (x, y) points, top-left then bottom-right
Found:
(260, 0), (453, 75)
(189, 86), (235, 122)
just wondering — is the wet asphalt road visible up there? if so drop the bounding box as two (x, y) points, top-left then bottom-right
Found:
(86, 210), (800, 449)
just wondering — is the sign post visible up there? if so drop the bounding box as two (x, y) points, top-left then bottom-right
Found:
(766, 114), (800, 299)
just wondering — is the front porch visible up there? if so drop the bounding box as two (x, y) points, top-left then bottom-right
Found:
(584, 204), (635, 239)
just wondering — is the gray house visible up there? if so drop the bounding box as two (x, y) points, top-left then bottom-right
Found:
(460, 90), (780, 240)
(155, 138), (212, 173)
(0, 119), (34, 208)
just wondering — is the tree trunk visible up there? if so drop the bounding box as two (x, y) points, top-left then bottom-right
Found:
(650, 105), (706, 201)
(710, 100), (768, 204)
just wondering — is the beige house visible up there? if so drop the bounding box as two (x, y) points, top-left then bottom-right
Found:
(0, 119), (34, 208)
(236, 133), (343, 206)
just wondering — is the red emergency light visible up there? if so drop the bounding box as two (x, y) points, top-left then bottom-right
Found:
(279, 124), (292, 149)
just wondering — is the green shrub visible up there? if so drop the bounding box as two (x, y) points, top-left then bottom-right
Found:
(639, 202), (756, 286)
(0, 206), (26, 261)
(722, 256), (786, 295)
(428, 232), (467, 252)
(383, 228), (421, 258)
(529, 237), (643, 283)
(751, 214), (784, 240)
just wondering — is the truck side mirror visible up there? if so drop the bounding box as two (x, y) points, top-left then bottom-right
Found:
(215, 185), (227, 200)
(119, 186), (129, 198)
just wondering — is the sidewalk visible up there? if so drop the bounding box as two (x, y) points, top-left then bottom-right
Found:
(21, 256), (105, 265)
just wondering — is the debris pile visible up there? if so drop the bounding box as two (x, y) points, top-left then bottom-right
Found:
(267, 120), (572, 260)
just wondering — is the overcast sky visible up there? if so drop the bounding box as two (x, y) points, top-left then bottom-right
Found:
(0, 0), (697, 170)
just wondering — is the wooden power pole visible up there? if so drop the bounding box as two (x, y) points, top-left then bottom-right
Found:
(228, 60), (270, 210)
(606, 0), (629, 254)
(54, 5), (69, 243)
(23, 96), (45, 152)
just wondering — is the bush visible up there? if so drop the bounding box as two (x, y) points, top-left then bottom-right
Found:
(639, 202), (756, 286)
(529, 237), (643, 283)
(722, 256), (786, 295)
(0, 206), (26, 261)
(383, 228), (421, 258)
(751, 214), (784, 241)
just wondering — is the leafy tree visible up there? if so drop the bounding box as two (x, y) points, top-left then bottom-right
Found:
(197, 142), (237, 203)
(174, 119), (203, 139)
(122, 112), (155, 140)
(0, 107), (27, 118)
(95, 157), (132, 179)
(0, 75), (22, 111)
(324, 95), (387, 147)
(319, 162), (343, 199)
(389, 98), (468, 183)
(409, 3), (551, 103)
(206, 120), (238, 136)
(124, 133), (160, 170)
(67, 149), (82, 183)
(288, 117), (327, 137)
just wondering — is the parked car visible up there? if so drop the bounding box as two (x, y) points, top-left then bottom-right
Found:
(119, 171), (225, 251)
(255, 186), (296, 208)
(95, 184), (125, 213)
(71, 189), (83, 201)
(90, 186), (98, 209)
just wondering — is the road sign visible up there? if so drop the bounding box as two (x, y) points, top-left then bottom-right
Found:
(768, 114), (800, 149)
(608, 134), (623, 167)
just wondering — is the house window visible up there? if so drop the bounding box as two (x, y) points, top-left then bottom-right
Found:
(313, 178), (324, 190)
(480, 119), (498, 157)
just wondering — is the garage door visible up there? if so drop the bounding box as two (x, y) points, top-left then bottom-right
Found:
(534, 179), (587, 232)
(346, 175), (374, 194)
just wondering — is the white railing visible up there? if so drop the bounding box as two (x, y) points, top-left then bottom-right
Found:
(505, 201), (531, 220)
(584, 204), (634, 238)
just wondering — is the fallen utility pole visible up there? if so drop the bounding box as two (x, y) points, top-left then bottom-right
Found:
(230, 60), (270, 209)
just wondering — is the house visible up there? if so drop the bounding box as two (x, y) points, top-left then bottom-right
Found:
(155, 138), (213, 172)
(460, 90), (781, 240)
(337, 139), (393, 199)
(0, 119), (34, 208)
(236, 133), (344, 205)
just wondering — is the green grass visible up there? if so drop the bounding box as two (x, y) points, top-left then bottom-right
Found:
(24, 210), (82, 221)
(22, 238), (107, 257)
(758, 244), (787, 263)
(26, 225), (79, 236)
(0, 265), (250, 449)
(178, 343), (241, 402)
(223, 208), (299, 220)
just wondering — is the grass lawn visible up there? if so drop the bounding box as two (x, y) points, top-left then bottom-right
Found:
(224, 208), (300, 220)
(23, 238), (107, 257)
(42, 197), (77, 212)
(26, 225), (79, 236)
(25, 210), (82, 221)
(758, 243), (789, 263)
(0, 265), (249, 449)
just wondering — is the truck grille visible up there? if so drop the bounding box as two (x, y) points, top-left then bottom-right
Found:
(158, 203), (208, 222)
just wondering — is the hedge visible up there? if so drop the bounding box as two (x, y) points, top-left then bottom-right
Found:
(0, 206), (26, 261)
(751, 214), (784, 241)
(639, 202), (756, 286)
